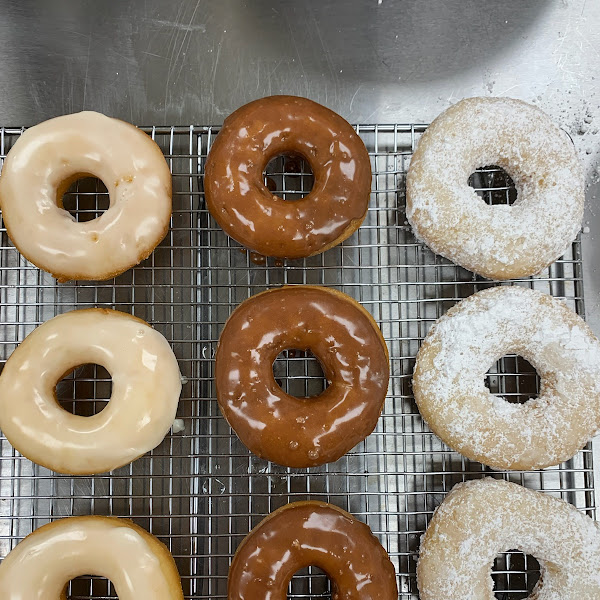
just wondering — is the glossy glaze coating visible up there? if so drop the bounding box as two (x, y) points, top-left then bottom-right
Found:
(0, 516), (184, 600)
(215, 286), (389, 467)
(205, 95), (371, 258)
(228, 501), (398, 600)
(0, 308), (182, 474)
(0, 112), (172, 281)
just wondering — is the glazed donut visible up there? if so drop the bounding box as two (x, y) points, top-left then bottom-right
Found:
(413, 286), (600, 470)
(0, 112), (172, 282)
(205, 95), (371, 258)
(229, 501), (398, 599)
(215, 286), (389, 467)
(0, 516), (183, 599)
(406, 97), (583, 280)
(418, 478), (600, 600)
(0, 308), (182, 474)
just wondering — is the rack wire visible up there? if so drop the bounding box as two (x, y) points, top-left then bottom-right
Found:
(0, 123), (593, 600)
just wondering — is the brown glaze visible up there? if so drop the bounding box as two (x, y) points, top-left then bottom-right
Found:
(215, 286), (389, 468)
(228, 501), (398, 600)
(204, 96), (372, 259)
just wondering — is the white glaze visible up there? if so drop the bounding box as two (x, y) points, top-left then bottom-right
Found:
(406, 97), (584, 280)
(0, 112), (172, 281)
(0, 309), (182, 474)
(413, 286), (600, 470)
(418, 478), (600, 600)
(0, 516), (183, 600)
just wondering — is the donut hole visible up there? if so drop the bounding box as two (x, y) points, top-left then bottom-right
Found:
(287, 566), (330, 598)
(492, 551), (541, 599)
(264, 154), (314, 201)
(61, 176), (110, 222)
(56, 363), (112, 416)
(468, 165), (518, 206)
(273, 349), (329, 398)
(485, 355), (539, 404)
(66, 575), (114, 599)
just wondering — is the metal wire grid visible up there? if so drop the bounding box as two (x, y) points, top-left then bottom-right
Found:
(0, 123), (593, 600)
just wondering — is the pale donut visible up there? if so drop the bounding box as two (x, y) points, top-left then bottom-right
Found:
(0, 516), (184, 600)
(0, 112), (172, 282)
(406, 97), (583, 280)
(418, 478), (600, 600)
(0, 309), (182, 474)
(413, 286), (600, 470)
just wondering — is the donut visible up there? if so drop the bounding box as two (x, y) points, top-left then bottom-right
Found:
(229, 501), (398, 599)
(406, 97), (583, 280)
(0, 516), (183, 599)
(204, 95), (371, 259)
(0, 112), (172, 282)
(413, 286), (600, 470)
(215, 285), (389, 467)
(418, 478), (600, 600)
(0, 308), (182, 474)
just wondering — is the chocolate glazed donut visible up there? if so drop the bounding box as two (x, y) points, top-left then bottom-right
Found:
(228, 501), (398, 600)
(215, 286), (389, 467)
(204, 95), (372, 258)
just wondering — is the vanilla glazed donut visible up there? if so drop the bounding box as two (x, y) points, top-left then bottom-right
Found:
(215, 286), (389, 467)
(0, 308), (182, 474)
(406, 97), (583, 280)
(413, 286), (600, 470)
(205, 95), (372, 258)
(229, 501), (398, 599)
(0, 516), (184, 599)
(418, 478), (600, 600)
(0, 112), (172, 282)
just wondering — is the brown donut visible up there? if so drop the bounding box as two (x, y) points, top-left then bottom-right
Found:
(204, 95), (372, 258)
(215, 286), (389, 467)
(228, 501), (398, 600)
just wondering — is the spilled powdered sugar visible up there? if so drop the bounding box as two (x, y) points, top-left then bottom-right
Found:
(413, 286), (600, 470)
(406, 97), (584, 279)
(418, 478), (600, 600)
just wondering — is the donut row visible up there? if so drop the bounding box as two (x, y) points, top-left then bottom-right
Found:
(0, 97), (373, 282)
(2, 283), (599, 475)
(0, 95), (584, 281)
(0, 502), (399, 599)
(3, 478), (599, 599)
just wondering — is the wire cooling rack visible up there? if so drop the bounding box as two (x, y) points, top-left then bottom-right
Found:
(0, 123), (594, 600)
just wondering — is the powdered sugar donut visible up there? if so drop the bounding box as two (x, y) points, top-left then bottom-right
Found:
(413, 286), (600, 470)
(418, 478), (600, 600)
(406, 97), (583, 280)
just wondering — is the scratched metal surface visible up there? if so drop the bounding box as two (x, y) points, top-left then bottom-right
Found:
(0, 1), (598, 598)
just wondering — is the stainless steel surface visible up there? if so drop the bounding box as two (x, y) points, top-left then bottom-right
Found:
(0, 2), (599, 598)
(0, 124), (595, 599)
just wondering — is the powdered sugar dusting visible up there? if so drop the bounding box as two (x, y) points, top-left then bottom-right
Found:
(413, 286), (600, 470)
(418, 478), (600, 600)
(406, 97), (584, 280)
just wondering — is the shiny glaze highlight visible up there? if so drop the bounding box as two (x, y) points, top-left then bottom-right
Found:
(205, 96), (371, 258)
(0, 308), (182, 474)
(0, 112), (172, 281)
(228, 501), (398, 600)
(215, 286), (389, 468)
(0, 516), (184, 600)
